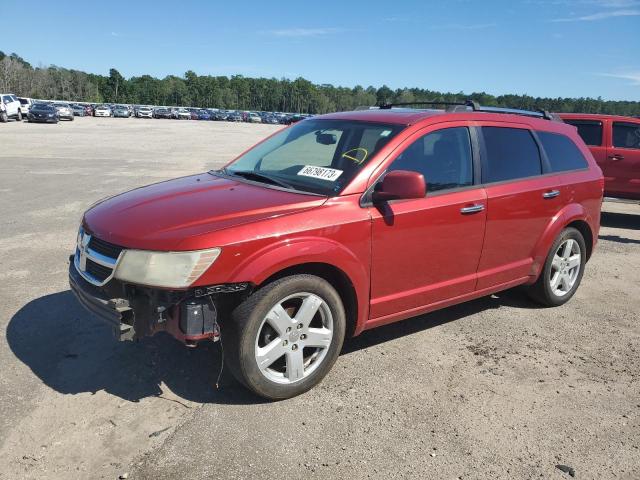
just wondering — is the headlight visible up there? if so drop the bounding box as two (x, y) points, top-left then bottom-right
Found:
(114, 248), (221, 288)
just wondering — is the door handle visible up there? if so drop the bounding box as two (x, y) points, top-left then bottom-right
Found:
(543, 190), (560, 199)
(608, 154), (624, 161)
(460, 204), (485, 214)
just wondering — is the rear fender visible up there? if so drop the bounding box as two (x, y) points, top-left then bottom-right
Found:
(226, 237), (370, 334)
(528, 203), (593, 282)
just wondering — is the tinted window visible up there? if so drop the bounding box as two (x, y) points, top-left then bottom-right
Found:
(538, 131), (588, 172)
(388, 127), (473, 193)
(564, 120), (603, 146)
(481, 127), (542, 183)
(613, 122), (640, 149)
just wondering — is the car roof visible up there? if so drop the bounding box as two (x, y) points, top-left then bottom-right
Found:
(315, 108), (574, 134)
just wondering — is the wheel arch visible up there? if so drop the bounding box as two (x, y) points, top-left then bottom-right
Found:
(565, 219), (594, 261)
(260, 263), (359, 338)
(224, 238), (369, 337)
(530, 203), (596, 280)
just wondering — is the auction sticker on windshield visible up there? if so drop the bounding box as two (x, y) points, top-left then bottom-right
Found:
(297, 166), (343, 181)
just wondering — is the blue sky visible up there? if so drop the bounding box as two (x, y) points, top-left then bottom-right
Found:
(2, 0), (639, 100)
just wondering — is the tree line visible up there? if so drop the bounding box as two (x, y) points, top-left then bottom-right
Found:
(1, 51), (638, 116)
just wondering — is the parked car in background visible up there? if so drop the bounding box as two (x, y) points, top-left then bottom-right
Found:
(285, 114), (306, 125)
(211, 111), (228, 121)
(27, 102), (59, 123)
(136, 106), (153, 118)
(175, 108), (191, 120)
(68, 102), (603, 400)
(71, 104), (86, 116)
(94, 105), (112, 117)
(227, 111), (243, 122)
(113, 105), (131, 118)
(54, 103), (74, 121)
(18, 97), (35, 115)
(247, 112), (262, 123)
(198, 109), (212, 121)
(1, 93), (24, 121)
(560, 113), (640, 200)
(153, 107), (172, 119)
(84, 104), (94, 116)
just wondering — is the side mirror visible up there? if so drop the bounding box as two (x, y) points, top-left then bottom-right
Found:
(316, 132), (337, 145)
(372, 170), (426, 203)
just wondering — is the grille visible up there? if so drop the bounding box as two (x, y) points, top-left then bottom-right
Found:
(89, 236), (124, 259)
(85, 258), (112, 282)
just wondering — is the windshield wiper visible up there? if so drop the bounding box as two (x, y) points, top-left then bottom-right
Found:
(224, 170), (296, 190)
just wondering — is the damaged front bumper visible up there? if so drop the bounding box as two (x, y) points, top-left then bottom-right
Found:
(68, 257), (249, 343)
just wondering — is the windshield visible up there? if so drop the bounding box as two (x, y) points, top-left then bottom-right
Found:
(223, 119), (404, 196)
(32, 103), (52, 110)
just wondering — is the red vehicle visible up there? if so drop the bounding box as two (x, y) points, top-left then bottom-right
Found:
(70, 101), (603, 399)
(560, 114), (640, 200)
(84, 105), (94, 116)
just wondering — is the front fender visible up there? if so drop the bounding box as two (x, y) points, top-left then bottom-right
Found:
(528, 202), (592, 282)
(226, 237), (370, 334)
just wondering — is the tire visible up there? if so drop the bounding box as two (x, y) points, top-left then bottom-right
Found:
(0, 111), (8, 123)
(527, 227), (586, 307)
(16, 110), (22, 121)
(225, 274), (346, 400)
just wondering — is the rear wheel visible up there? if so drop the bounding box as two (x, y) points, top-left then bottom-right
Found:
(16, 110), (22, 121)
(527, 227), (586, 307)
(225, 275), (346, 400)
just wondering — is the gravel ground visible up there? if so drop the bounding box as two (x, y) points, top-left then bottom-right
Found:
(0, 117), (638, 480)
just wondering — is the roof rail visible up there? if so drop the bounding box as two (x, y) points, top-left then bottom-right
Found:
(379, 100), (480, 111)
(377, 99), (561, 122)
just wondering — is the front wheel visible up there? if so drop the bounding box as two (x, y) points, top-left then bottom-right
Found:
(225, 275), (346, 400)
(527, 227), (586, 307)
(1, 111), (8, 122)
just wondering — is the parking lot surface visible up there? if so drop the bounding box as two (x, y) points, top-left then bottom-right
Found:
(0, 117), (638, 480)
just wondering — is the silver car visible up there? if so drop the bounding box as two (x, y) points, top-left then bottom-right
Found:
(54, 102), (74, 121)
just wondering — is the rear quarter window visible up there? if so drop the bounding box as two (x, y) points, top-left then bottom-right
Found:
(538, 131), (589, 172)
(481, 127), (542, 183)
(563, 120), (603, 146)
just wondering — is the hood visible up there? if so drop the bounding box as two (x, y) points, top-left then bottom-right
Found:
(84, 173), (327, 250)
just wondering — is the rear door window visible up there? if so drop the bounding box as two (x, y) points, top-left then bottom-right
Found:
(563, 120), (603, 146)
(388, 127), (473, 193)
(481, 127), (542, 183)
(538, 131), (588, 172)
(612, 122), (640, 150)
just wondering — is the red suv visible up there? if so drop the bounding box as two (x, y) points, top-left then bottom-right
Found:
(70, 101), (603, 399)
(560, 113), (640, 200)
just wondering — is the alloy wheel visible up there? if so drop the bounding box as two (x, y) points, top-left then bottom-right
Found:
(549, 238), (581, 296)
(254, 292), (333, 384)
